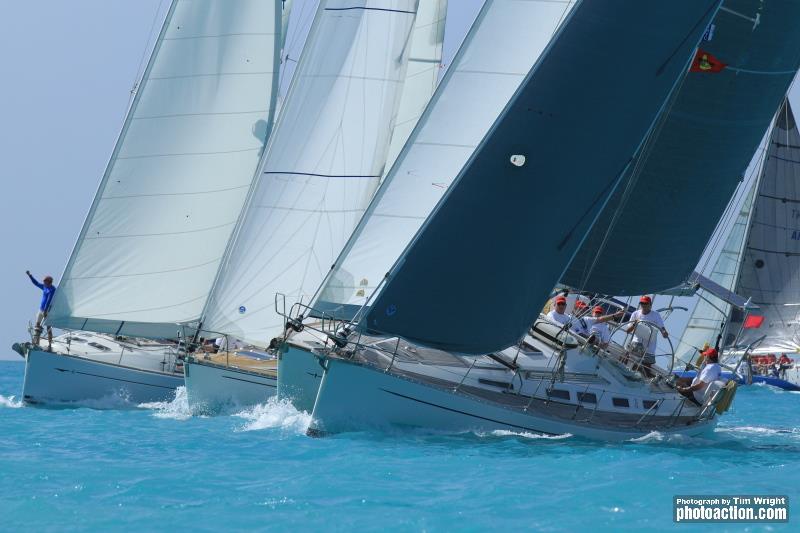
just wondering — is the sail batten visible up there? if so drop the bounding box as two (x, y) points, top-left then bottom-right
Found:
(47, 0), (284, 338)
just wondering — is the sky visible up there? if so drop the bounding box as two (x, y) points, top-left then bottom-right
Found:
(0, 1), (797, 360)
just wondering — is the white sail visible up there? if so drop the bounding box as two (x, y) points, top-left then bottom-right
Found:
(201, 0), (428, 345)
(676, 178), (758, 359)
(314, 0), (579, 318)
(384, 0), (447, 171)
(47, 0), (283, 339)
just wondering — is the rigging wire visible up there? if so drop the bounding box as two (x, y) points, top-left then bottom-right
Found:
(128, 0), (168, 106)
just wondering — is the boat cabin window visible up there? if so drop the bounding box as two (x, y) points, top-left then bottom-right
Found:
(577, 392), (597, 404)
(642, 400), (657, 410)
(612, 397), (630, 408)
(547, 388), (571, 401)
(88, 342), (111, 352)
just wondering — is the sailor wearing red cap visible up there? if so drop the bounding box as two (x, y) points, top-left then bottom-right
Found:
(677, 347), (721, 404)
(569, 299), (591, 335)
(546, 295), (569, 326)
(582, 305), (624, 346)
(626, 295), (668, 371)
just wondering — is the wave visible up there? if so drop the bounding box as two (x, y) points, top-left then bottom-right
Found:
(628, 431), (714, 445)
(489, 429), (573, 440)
(233, 397), (311, 434)
(139, 386), (193, 420)
(0, 394), (23, 408)
(715, 425), (799, 438)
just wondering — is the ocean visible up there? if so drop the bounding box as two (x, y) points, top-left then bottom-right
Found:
(1, 360), (797, 532)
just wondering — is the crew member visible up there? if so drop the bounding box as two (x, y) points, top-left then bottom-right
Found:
(26, 270), (56, 350)
(627, 295), (668, 375)
(677, 347), (722, 404)
(546, 295), (570, 326)
(584, 306), (624, 347)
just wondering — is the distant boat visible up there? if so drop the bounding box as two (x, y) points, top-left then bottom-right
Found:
(677, 101), (800, 392)
(16, 0), (286, 405)
(183, 0), (449, 413)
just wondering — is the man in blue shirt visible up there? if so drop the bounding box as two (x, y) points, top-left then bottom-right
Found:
(27, 270), (56, 349)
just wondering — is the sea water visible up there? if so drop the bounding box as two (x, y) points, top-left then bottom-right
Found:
(0, 361), (797, 532)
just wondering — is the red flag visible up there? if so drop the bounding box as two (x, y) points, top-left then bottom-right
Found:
(690, 49), (726, 73)
(744, 315), (765, 329)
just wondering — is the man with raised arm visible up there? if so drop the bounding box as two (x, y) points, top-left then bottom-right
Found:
(26, 270), (56, 350)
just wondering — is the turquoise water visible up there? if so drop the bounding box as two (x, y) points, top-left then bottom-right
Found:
(1, 361), (797, 532)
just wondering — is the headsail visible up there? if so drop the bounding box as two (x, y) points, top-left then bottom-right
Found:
(48, 0), (283, 339)
(727, 101), (800, 352)
(200, 0), (443, 346)
(675, 178), (758, 358)
(365, 0), (722, 354)
(313, 0), (580, 319)
(562, 0), (800, 296)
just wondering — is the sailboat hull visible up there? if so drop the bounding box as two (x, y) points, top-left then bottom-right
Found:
(22, 348), (182, 407)
(183, 358), (277, 413)
(277, 343), (323, 412)
(309, 357), (718, 441)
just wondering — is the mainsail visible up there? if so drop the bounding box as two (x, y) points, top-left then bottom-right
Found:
(727, 101), (800, 352)
(675, 176), (758, 358)
(48, 0), (283, 339)
(200, 0), (446, 346)
(562, 0), (800, 296)
(364, 0), (722, 354)
(314, 0), (580, 319)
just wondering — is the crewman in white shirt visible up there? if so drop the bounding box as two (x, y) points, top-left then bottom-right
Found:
(626, 295), (668, 375)
(570, 300), (591, 335)
(546, 295), (569, 326)
(677, 347), (722, 404)
(583, 305), (624, 347)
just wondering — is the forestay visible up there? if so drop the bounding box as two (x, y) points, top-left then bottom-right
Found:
(562, 0), (800, 296)
(201, 0), (436, 346)
(314, 0), (579, 319)
(728, 102), (800, 351)
(48, 0), (283, 339)
(365, 0), (722, 354)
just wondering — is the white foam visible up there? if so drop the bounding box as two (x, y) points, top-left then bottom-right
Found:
(0, 394), (23, 408)
(234, 397), (311, 434)
(716, 425), (797, 437)
(138, 386), (193, 420)
(490, 429), (573, 440)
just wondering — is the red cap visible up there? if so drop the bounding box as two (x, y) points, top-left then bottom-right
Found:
(701, 347), (718, 358)
(575, 300), (587, 309)
(639, 295), (652, 304)
(593, 306), (604, 315)
(555, 296), (567, 304)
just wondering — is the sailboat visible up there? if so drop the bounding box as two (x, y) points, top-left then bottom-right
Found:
(14, 0), (286, 405)
(283, 0), (800, 439)
(677, 101), (800, 391)
(182, 0), (449, 413)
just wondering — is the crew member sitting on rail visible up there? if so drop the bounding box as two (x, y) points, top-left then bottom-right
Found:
(626, 295), (668, 375)
(546, 295), (569, 326)
(584, 306), (624, 347)
(778, 354), (793, 379)
(676, 347), (721, 404)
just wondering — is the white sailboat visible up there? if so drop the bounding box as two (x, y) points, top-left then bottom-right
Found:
(286, 0), (800, 439)
(15, 0), (285, 406)
(677, 100), (800, 391)
(183, 0), (449, 413)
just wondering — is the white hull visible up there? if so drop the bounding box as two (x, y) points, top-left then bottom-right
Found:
(309, 358), (718, 441)
(22, 348), (182, 406)
(184, 359), (277, 413)
(277, 343), (324, 412)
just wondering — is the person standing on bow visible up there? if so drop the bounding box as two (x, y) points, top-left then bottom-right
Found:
(546, 295), (570, 326)
(627, 295), (668, 376)
(26, 270), (56, 350)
